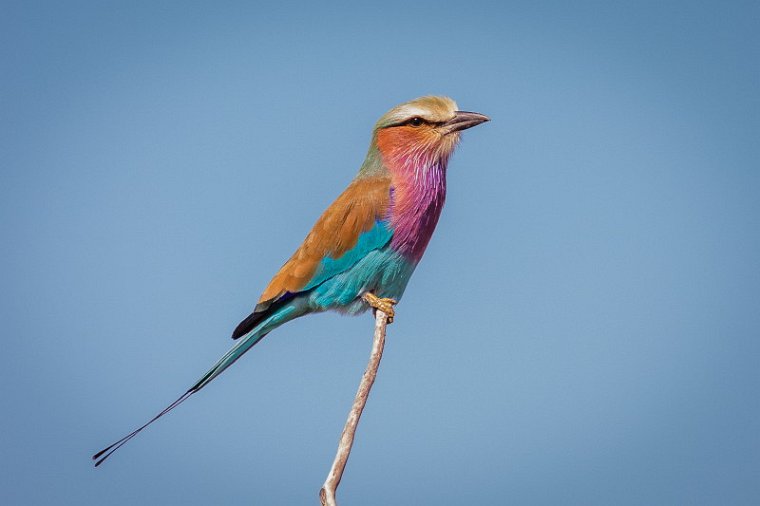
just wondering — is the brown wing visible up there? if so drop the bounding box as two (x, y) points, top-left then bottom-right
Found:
(231, 175), (391, 339)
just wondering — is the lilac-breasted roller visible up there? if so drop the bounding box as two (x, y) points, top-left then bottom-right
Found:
(93, 96), (489, 466)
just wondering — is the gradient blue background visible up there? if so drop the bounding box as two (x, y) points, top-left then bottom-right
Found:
(2, 1), (758, 504)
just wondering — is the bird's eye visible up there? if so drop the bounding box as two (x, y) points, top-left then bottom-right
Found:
(408, 117), (424, 127)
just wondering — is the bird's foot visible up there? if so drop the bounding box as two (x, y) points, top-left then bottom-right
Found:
(362, 293), (397, 323)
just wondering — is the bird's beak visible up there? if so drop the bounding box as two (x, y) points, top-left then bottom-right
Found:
(442, 111), (490, 134)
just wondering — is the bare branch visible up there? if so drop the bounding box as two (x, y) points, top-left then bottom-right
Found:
(320, 307), (390, 506)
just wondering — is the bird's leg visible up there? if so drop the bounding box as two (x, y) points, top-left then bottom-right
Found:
(362, 292), (397, 324)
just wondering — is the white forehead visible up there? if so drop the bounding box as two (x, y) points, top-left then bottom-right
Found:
(377, 96), (459, 127)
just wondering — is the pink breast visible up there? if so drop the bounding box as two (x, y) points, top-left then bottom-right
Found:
(389, 161), (447, 262)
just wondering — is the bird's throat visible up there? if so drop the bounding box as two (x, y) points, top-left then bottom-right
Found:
(387, 160), (448, 262)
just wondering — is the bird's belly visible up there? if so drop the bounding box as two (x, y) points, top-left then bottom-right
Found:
(309, 248), (416, 315)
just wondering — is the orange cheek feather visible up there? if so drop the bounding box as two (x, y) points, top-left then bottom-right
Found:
(376, 127), (441, 163)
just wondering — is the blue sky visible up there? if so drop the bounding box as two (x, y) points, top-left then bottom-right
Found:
(2, 1), (758, 504)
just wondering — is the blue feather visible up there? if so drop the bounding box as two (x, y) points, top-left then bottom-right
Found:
(304, 219), (394, 291)
(311, 248), (416, 313)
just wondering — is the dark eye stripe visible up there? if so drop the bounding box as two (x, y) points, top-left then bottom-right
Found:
(381, 117), (444, 129)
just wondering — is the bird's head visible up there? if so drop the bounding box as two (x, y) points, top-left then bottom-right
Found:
(367, 96), (489, 173)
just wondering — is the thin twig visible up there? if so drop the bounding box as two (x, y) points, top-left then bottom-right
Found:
(320, 307), (390, 506)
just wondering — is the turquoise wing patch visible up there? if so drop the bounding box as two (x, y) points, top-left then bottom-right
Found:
(303, 220), (393, 291)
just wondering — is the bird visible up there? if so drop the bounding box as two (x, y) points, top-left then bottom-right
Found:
(92, 96), (489, 466)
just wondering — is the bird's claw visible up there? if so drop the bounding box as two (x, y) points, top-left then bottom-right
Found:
(362, 293), (397, 323)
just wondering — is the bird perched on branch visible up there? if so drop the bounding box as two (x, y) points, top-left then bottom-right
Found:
(93, 96), (489, 466)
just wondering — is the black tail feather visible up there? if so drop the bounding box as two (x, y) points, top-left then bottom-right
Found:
(92, 388), (195, 467)
(95, 295), (304, 465)
(231, 310), (264, 340)
(232, 292), (296, 340)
